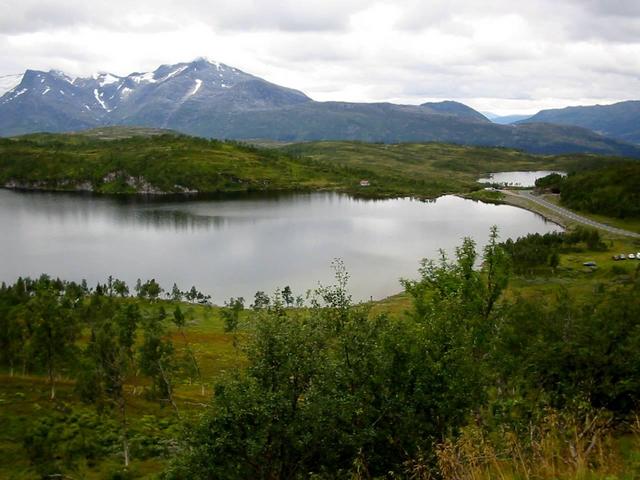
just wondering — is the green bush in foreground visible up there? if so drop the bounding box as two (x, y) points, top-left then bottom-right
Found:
(165, 231), (640, 479)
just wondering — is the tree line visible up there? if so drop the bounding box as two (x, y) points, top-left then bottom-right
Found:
(536, 163), (640, 218)
(501, 226), (606, 274)
(0, 275), (210, 472)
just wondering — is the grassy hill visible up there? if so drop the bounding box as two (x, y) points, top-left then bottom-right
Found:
(0, 128), (630, 198)
(280, 141), (629, 197)
(0, 129), (341, 195)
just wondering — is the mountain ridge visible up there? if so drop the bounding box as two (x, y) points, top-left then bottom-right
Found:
(1, 59), (639, 157)
(519, 100), (640, 145)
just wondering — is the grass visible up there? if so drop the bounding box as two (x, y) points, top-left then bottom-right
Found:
(281, 141), (627, 199)
(425, 414), (640, 480)
(0, 131), (344, 195)
(542, 193), (640, 234)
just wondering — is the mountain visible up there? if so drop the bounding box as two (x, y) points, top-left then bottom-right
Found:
(0, 58), (311, 137)
(1, 59), (639, 157)
(519, 101), (640, 144)
(421, 101), (489, 122)
(483, 112), (532, 125)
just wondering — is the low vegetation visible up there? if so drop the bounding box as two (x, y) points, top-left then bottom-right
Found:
(0, 128), (628, 198)
(0, 131), (342, 195)
(502, 227), (606, 275)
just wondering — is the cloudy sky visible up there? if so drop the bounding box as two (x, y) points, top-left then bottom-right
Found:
(1, 0), (639, 114)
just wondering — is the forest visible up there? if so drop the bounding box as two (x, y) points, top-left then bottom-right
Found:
(536, 163), (640, 219)
(1, 228), (640, 479)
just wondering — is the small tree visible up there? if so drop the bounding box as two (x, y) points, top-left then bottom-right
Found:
(172, 306), (204, 395)
(251, 291), (270, 310)
(28, 279), (81, 400)
(282, 286), (294, 307)
(80, 303), (140, 467)
(113, 279), (129, 297)
(221, 297), (245, 333)
(170, 283), (183, 302)
(139, 309), (178, 413)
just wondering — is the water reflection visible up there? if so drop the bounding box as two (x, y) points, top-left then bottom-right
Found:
(0, 189), (562, 302)
(477, 171), (566, 187)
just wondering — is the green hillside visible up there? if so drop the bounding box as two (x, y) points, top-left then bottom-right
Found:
(0, 128), (629, 198)
(0, 130), (339, 195)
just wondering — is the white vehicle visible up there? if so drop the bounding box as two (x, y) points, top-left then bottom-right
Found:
(630, 254), (637, 260)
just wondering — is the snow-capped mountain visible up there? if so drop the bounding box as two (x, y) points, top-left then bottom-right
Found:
(0, 58), (311, 136)
(1, 58), (639, 157)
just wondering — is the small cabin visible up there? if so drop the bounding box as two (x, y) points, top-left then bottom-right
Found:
(360, 180), (370, 187)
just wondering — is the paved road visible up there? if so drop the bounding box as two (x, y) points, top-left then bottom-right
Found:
(500, 190), (640, 239)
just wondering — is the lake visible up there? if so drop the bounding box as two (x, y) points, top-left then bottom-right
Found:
(0, 189), (562, 302)
(477, 170), (566, 187)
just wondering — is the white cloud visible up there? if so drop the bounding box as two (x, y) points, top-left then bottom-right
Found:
(0, 0), (639, 114)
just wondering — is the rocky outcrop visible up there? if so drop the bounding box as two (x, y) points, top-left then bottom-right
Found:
(2, 173), (198, 195)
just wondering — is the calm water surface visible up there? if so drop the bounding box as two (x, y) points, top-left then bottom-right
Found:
(0, 190), (562, 302)
(478, 171), (566, 187)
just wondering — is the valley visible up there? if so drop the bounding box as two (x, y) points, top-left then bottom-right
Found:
(3, 1), (640, 478)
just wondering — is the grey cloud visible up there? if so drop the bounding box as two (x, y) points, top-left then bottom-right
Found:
(0, 0), (370, 34)
(573, 0), (640, 17)
(1, 0), (639, 114)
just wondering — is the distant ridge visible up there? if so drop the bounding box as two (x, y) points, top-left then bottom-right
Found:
(519, 100), (640, 145)
(1, 59), (639, 157)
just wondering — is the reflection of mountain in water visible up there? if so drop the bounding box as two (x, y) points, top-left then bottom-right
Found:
(133, 209), (259, 231)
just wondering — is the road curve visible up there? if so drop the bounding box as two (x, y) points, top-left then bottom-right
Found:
(499, 190), (640, 239)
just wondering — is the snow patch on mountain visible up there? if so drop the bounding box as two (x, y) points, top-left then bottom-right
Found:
(131, 72), (156, 84)
(189, 79), (202, 97)
(50, 70), (75, 84)
(98, 73), (120, 87)
(94, 89), (109, 111)
(161, 66), (188, 82)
